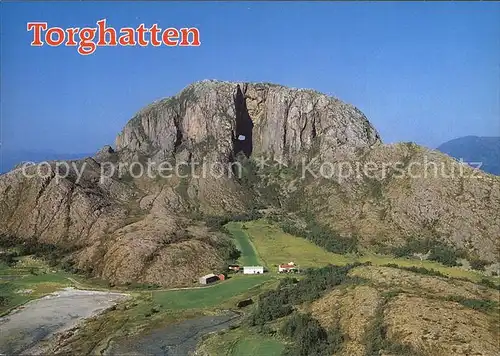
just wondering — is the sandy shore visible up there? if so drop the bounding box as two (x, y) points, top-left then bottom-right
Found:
(0, 287), (128, 355)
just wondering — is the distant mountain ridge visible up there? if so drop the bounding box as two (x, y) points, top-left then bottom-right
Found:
(436, 136), (500, 175)
(0, 150), (93, 174)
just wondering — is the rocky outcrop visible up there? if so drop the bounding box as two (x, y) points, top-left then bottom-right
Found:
(115, 80), (381, 165)
(0, 159), (129, 246)
(307, 266), (500, 356)
(244, 82), (381, 163)
(287, 143), (500, 261)
(0, 159), (230, 286)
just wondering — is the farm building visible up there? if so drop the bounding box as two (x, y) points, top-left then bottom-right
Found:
(243, 266), (264, 274)
(199, 273), (219, 285)
(228, 265), (240, 272)
(278, 262), (298, 273)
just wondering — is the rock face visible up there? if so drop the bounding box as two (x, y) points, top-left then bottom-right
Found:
(287, 143), (500, 261)
(0, 158), (234, 286)
(244, 82), (381, 163)
(0, 159), (129, 246)
(0, 80), (499, 286)
(115, 80), (381, 165)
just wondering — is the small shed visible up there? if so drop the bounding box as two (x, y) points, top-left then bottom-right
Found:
(199, 273), (219, 285)
(218, 274), (226, 281)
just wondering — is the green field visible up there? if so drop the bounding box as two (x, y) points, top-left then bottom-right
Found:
(198, 327), (286, 356)
(231, 220), (352, 269)
(226, 222), (262, 266)
(229, 219), (497, 284)
(148, 222), (281, 311)
(230, 336), (285, 356)
(0, 258), (74, 315)
(153, 274), (274, 310)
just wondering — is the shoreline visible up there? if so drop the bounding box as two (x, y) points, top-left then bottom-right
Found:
(0, 287), (129, 355)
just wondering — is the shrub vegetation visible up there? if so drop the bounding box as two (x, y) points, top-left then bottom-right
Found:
(0, 234), (78, 270)
(281, 313), (342, 356)
(275, 218), (358, 255)
(382, 264), (446, 278)
(468, 258), (490, 271)
(391, 237), (464, 267)
(250, 264), (361, 326)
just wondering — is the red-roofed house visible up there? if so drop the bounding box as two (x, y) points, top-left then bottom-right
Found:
(278, 262), (298, 273)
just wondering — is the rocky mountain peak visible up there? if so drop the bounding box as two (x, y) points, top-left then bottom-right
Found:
(115, 80), (382, 165)
(1, 81), (498, 287)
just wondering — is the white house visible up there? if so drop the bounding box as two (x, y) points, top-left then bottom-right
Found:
(243, 266), (264, 274)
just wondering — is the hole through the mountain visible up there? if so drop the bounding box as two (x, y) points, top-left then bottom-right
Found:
(233, 84), (253, 157)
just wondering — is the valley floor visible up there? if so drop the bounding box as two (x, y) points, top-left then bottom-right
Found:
(229, 219), (498, 283)
(1, 218), (498, 355)
(197, 220), (500, 356)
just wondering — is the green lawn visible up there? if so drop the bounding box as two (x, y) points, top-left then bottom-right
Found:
(231, 220), (352, 270)
(233, 219), (498, 284)
(357, 253), (492, 283)
(152, 274), (273, 310)
(0, 258), (74, 315)
(226, 222), (262, 266)
(230, 336), (285, 356)
(198, 327), (285, 356)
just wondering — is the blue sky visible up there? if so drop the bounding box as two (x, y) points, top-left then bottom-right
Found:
(1, 1), (499, 154)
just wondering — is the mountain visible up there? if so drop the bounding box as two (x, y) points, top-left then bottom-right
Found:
(0, 80), (499, 287)
(437, 136), (500, 175)
(0, 151), (93, 174)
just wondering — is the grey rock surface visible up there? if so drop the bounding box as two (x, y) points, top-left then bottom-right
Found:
(115, 80), (381, 164)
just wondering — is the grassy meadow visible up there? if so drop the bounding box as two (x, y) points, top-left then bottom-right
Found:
(225, 222), (262, 266)
(2, 217), (497, 355)
(197, 326), (286, 356)
(230, 220), (352, 269)
(0, 257), (73, 315)
(228, 219), (498, 285)
(152, 274), (274, 310)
